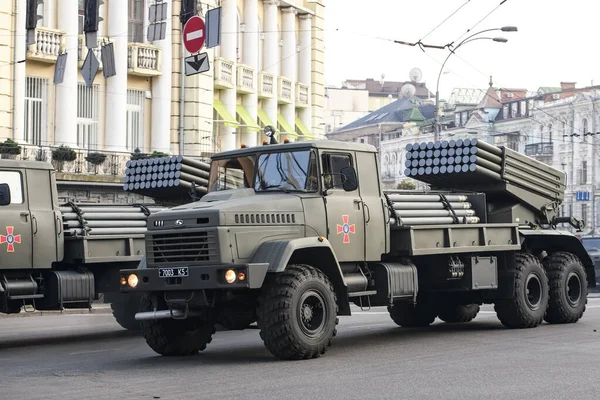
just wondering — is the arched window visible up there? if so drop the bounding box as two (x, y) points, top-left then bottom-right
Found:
(583, 118), (589, 135)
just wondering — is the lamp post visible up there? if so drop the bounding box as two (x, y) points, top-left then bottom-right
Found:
(434, 26), (518, 141)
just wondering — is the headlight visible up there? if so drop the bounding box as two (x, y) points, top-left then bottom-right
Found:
(224, 269), (236, 284)
(127, 274), (139, 288)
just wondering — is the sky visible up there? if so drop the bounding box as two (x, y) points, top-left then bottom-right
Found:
(323, 0), (599, 100)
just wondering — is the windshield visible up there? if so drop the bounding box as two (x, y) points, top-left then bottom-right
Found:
(208, 155), (256, 192)
(255, 150), (318, 192)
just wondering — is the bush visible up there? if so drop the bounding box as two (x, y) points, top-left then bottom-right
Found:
(0, 139), (21, 155)
(52, 145), (77, 162)
(85, 152), (107, 165)
(397, 179), (416, 190)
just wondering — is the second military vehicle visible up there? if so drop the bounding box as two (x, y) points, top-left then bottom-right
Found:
(120, 135), (595, 360)
(0, 159), (166, 330)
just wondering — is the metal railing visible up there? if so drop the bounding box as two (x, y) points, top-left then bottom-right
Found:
(524, 142), (553, 156)
(78, 35), (108, 69)
(296, 82), (309, 107)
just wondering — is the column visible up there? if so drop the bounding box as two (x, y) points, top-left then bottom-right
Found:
(219, 0), (238, 152)
(104, 0), (128, 152)
(43, 0), (56, 29)
(151, 0), (172, 153)
(281, 6), (296, 137)
(54, 0), (78, 147)
(298, 14), (312, 137)
(242, 0), (258, 147)
(262, 0), (279, 136)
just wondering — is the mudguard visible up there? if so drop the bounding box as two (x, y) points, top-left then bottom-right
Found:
(519, 230), (596, 287)
(251, 237), (351, 315)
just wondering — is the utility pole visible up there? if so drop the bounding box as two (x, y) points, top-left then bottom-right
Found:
(591, 92), (597, 235)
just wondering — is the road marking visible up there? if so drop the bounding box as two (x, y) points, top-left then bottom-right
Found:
(186, 30), (203, 41)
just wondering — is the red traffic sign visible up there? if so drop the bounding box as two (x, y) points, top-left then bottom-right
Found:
(183, 16), (206, 54)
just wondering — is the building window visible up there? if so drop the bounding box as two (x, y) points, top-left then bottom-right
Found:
(128, 0), (144, 43)
(507, 135), (519, 151)
(78, 0), (85, 34)
(548, 124), (552, 143)
(24, 77), (48, 146)
(520, 100), (526, 116)
(126, 89), (145, 152)
(582, 118), (588, 135)
(503, 104), (509, 119)
(579, 161), (588, 185)
(77, 83), (99, 150)
(582, 203), (588, 225)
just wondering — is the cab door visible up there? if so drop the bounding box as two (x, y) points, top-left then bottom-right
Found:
(321, 151), (365, 262)
(0, 169), (33, 269)
(26, 169), (60, 267)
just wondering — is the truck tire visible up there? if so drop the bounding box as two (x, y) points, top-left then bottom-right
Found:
(543, 252), (587, 324)
(388, 299), (437, 327)
(256, 264), (338, 360)
(494, 252), (549, 329)
(110, 293), (142, 331)
(437, 304), (480, 323)
(217, 303), (256, 330)
(139, 295), (216, 356)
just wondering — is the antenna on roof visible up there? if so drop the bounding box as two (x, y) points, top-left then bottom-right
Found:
(409, 67), (422, 83)
(400, 83), (416, 98)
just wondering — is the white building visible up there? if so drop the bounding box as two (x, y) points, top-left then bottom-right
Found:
(0, 0), (326, 177)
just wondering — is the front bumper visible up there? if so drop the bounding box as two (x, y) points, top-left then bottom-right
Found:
(119, 263), (270, 292)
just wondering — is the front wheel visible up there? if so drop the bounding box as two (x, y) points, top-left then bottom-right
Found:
(256, 264), (339, 360)
(494, 252), (549, 329)
(139, 295), (216, 356)
(543, 252), (588, 324)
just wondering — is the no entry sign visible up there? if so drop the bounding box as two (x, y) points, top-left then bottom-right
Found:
(183, 16), (206, 53)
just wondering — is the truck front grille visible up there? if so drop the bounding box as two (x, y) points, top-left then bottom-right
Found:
(148, 230), (218, 265)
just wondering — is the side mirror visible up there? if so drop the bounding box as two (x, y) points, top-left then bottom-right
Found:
(340, 166), (358, 192)
(0, 183), (11, 206)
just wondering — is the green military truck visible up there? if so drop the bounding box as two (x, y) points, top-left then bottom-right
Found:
(0, 159), (162, 330)
(120, 136), (595, 360)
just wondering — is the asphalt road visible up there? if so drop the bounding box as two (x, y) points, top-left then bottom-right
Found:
(1, 299), (600, 400)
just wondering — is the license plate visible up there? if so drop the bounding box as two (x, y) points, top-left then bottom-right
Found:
(158, 267), (189, 278)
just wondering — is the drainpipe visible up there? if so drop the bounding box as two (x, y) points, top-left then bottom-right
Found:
(11, 0), (18, 140)
(179, 41), (185, 155)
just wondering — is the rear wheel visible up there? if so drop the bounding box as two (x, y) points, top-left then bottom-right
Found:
(388, 297), (437, 327)
(543, 252), (587, 324)
(437, 304), (480, 323)
(256, 264), (338, 360)
(494, 252), (549, 328)
(139, 294), (216, 356)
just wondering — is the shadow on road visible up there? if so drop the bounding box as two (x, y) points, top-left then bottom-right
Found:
(0, 329), (141, 351)
(106, 319), (507, 369)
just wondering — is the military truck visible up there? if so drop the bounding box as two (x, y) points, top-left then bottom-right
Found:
(120, 136), (595, 360)
(0, 159), (164, 330)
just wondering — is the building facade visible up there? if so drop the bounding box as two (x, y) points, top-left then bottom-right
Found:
(0, 0), (325, 178)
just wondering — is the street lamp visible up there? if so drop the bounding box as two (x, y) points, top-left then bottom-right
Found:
(433, 26), (518, 141)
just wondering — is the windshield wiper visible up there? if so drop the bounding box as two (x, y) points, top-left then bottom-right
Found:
(259, 184), (291, 193)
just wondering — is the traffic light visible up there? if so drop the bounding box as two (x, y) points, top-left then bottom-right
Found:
(83, 0), (104, 33)
(25, 0), (43, 45)
(180, 0), (198, 26)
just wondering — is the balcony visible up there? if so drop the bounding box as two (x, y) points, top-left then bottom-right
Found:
(127, 43), (161, 77)
(2, 144), (131, 177)
(214, 57), (235, 89)
(296, 82), (309, 107)
(524, 142), (554, 156)
(236, 64), (256, 94)
(258, 72), (275, 98)
(278, 76), (293, 104)
(26, 27), (65, 63)
(78, 35), (109, 70)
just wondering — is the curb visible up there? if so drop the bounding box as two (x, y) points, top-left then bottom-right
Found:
(1, 304), (113, 318)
